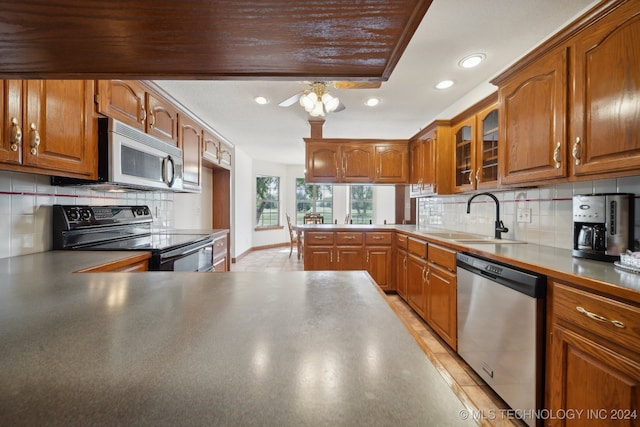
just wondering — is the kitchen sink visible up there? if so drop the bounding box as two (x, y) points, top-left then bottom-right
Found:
(422, 231), (526, 244)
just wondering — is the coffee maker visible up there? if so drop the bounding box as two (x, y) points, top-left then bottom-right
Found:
(573, 193), (634, 262)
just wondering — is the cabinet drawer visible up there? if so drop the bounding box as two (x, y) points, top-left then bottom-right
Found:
(306, 232), (335, 245)
(336, 232), (363, 245)
(553, 282), (640, 351)
(366, 232), (392, 245)
(213, 237), (227, 257)
(428, 244), (456, 271)
(395, 233), (408, 249)
(407, 237), (427, 259)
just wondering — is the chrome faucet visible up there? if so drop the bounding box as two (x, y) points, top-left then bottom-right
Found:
(466, 192), (509, 239)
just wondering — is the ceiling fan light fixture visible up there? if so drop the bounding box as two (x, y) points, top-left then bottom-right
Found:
(459, 53), (486, 69)
(324, 96), (340, 112)
(435, 80), (454, 90)
(309, 101), (325, 117)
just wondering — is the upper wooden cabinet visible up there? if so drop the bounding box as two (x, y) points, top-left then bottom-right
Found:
(493, 0), (640, 186)
(569, 1), (640, 179)
(97, 80), (179, 146)
(178, 114), (203, 192)
(305, 138), (408, 184)
(0, 80), (97, 179)
(451, 94), (499, 193)
(409, 120), (451, 197)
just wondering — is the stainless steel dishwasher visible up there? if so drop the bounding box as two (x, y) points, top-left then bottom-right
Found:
(456, 253), (546, 427)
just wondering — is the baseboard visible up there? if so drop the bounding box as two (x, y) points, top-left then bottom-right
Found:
(232, 242), (289, 264)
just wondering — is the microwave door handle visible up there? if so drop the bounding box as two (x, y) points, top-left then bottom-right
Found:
(162, 155), (176, 187)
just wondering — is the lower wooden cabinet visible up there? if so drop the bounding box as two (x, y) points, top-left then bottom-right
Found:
(76, 253), (150, 272)
(395, 233), (409, 299)
(547, 281), (640, 426)
(366, 246), (392, 291)
(426, 243), (457, 350)
(212, 234), (228, 272)
(406, 252), (427, 319)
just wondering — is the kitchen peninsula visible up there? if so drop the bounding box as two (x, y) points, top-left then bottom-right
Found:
(0, 251), (475, 426)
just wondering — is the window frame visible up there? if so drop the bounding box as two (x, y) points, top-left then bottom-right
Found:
(256, 175), (281, 228)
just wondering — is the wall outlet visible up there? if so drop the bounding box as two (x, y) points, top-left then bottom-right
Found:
(517, 208), (531, 223)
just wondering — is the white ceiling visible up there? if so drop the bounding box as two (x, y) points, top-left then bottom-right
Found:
(156, 0), (597, 166)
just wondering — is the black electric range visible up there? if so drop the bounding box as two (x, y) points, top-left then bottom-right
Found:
(52, 205), (215, 271)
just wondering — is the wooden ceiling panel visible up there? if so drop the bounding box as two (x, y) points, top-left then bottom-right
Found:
(0, 0), (433, 80)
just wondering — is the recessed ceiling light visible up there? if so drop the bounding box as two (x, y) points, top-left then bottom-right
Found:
(435, 80), (454, 90)
(364, 97), (380, 107)
(254, 96), (269, 105)
(459, 53), (486, 69)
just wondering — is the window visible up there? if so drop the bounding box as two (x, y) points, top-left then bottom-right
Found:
(295, 178), (333, 224)
(350, 185), (373, 224)
(256, 176), (280, 227)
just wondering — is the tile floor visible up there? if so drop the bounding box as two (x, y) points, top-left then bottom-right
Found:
(232, 246), (525, 427)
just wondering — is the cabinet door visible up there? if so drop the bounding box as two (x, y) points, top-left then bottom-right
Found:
(341, 144), (374, 182)
(395, 248), (407, 300)
(304, 246), (333, 270)
(374, 143), (407, 183)
(146, 91), (179, 146)
(178, 114), (202, 191)
(213, 256), (228, 272)
(406, 253), (427, 319)
(219, 140), (233, 169)
(570, 2), (640, 178)
(547, 324), (640, 427)
(475, 104), (499, 189)
(452, 116), (476, 193)
(426, 263), (457, 350)
(203, 129), (220, 163)
(366, 246), (392, 290)
(409, 138), (424, 196)
(337, 247), (365, 270)
(0, 80), (22, 165)
(499, 48), (568, 185)
(97, 80), (146, 130)
(305, 141), (340, 182)
(23, 80), (96, 177)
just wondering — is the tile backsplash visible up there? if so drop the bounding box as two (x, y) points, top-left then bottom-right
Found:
(0, 170), (174, 259)
(417, 175), (640, 251)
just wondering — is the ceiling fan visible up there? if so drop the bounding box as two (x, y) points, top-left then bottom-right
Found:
(278, 81), (381, 117)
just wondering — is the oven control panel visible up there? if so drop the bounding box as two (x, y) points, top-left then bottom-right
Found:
(53, 205), (153, 229)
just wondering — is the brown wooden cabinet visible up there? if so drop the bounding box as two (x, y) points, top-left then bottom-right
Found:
(395, 233), (408, 300)
(569, 1), (640, 179)
(494, 0), (640, 186)
(406, 237), (428, 319)
(365, 232), (393, 291)
(409, 120), (452, 197)
(178, 114), (203, 192)
(497, 48), (568, 186)
(212, 234), (228, 272)
(203, 130), (233, 170)
(1, 80), (97, 179)
(305, 138), (408, 184)
(97, 80), (178, 146)
(547, 280), (640, 426)
(425, 244), (457, 350)
(76, 253), (150, 272)
(451, 94), (498, 193)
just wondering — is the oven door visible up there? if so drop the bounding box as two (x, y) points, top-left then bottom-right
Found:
(155, 237), (214, 272)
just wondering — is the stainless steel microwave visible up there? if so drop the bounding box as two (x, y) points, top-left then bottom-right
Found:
(52, 118), (184, 192)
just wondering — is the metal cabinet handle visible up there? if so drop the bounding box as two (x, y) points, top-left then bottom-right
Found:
(148, 111), (155, 128)
(372, 236), (383, 240)
(468, 171), (473, 185)
(344, 236), (355, 240)
(553, 142), (561, 169)
(576, 306), (626, 329)
(140, 106), (147, 123)
(475, 168), (480, 183)
(572, 137), (581, 165)
(314, 236), (327, 240)
(29, 123), (40, 155)
(10, 117), (22, 152)
(366, 251), (370, 263)
(422, 266), (428, 282)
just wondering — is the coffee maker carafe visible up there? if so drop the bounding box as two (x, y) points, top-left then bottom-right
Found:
(573, 193), (634, 261)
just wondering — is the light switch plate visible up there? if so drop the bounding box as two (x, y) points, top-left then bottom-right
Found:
(517, 208), (531, 223)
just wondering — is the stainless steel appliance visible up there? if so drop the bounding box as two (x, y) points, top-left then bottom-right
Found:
(52, 118), (184, 192)
(53, 205), (214, 272)
(573, 193), (634, 262)
(457, 253), (546, 427)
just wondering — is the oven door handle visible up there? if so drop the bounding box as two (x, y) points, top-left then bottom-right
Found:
(160, 238), (214, 261)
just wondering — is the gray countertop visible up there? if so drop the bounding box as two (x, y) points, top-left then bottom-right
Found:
(0, 251), (474, 426)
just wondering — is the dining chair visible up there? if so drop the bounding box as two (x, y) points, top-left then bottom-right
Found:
(286, 213), (301, 258)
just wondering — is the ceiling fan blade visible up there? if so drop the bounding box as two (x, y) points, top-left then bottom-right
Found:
(278, 92), (302, 107)
(332, 81), (382, 90)
(334, 101), (346, 112)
